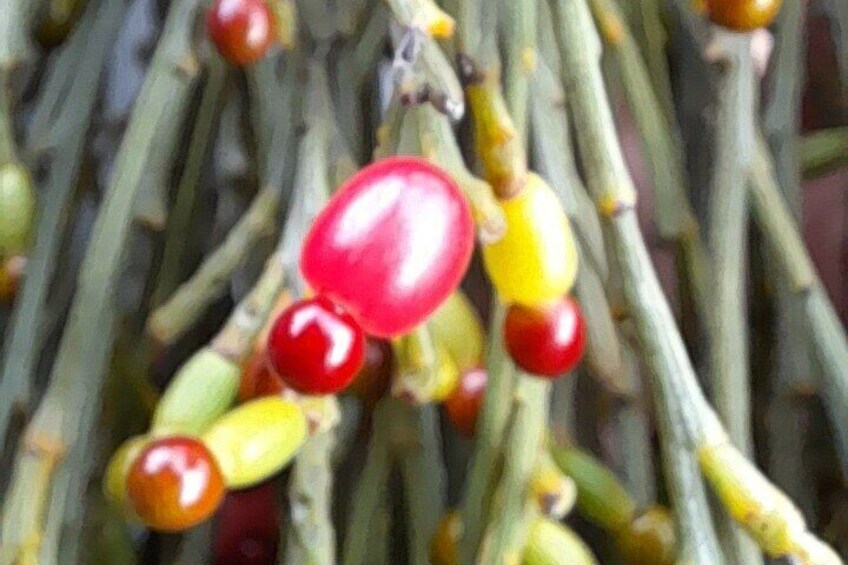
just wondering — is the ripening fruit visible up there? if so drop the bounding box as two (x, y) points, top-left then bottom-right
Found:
(300, 157), (475, 338)
(152, 348), (241, 436)
(0, 164), (36, 258)
(206, 0), (274, 66)
(202, 396), (307, 489)
(429, 291), (485, 371)
(705, 0), (781, 31)
(430, 511), (462, 565)
(348, 338), (394, 406)
(444, 367), (487, 437)
(482, 173), (578, 306)
(126, 436), (225, 532)
(266, 296), (366, 395)
(522, 519), (598, 565)
(214, 482), (280, 565)
(504, 296), (586, 377)
(614, 506), (676, 565)
(103, 435), (148, 519)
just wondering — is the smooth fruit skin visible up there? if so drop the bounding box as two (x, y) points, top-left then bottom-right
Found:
(614, 506), (676, 565)
(706, 0), (781, 31)
(202, 396), (307, 489)
(300, 157), (475, 338)
(0, 164), (35, 258)
(482, 173), (578, 306)
(267, 296), (366, 395)
(504, 296), (586, 377)
(348, 338), (394, 405)
(214, 482), (280, 565)
(429, 291), (485, 371)
(430, 511), (462, 565)
(444, 367), (487, 437)
(206, 0), (273, 66)
(126, 436), (225, 532)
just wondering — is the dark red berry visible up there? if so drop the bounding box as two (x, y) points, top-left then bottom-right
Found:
(348, 338), (394, 405)
(206, 0), (273, 66)
(126, 436), (225, 532)
(214, 482), (280, 565)
(444, 367), (487, 437)
(503, 296), (586, 378)
(267, 295), (366, 395)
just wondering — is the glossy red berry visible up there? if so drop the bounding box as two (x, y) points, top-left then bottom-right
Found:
(444, 367), (487, 437)
(206, 0), (273, 66)
(214, 482), (280, 565)
(300, 157), (475, 338)
(267, 296), (366, 395)
(348, 338), (394, 405)
(504, 296), (586, 378)
(126, 436), (225, 532)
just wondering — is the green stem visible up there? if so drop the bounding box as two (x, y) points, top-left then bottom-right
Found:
(800, 127), (848, 179)
(762, 0), (816, 519)
(285, 431), (337, 565)
(150, 55), (229, 306)
(552, 0), (840, 561)
(551, 0), (722, 562)
(706, 32), (762, 565)
(477, 377), (550, 565)
(0, 0), (123, 464)
(394, 403), (446, 565)
(342, 402), (393, 565)
(751, 134), (848, 480)
(502, 0), (537, 144)
(0, 2), (206, 561)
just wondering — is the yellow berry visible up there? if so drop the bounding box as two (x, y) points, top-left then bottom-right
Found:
(202, 396), (307, 489)
(482, 174), (578, 306)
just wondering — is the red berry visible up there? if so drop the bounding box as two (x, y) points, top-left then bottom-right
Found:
(503, 297), (586, 378)
(267, 296), (366, 395)
(214, 482), (280, 565)
(348, 338), (394, 405)
(206, 0), (273, 66)
(126, 436), (225, 532)
(444, 367), (487, 437)
(300, 157), (475, 338)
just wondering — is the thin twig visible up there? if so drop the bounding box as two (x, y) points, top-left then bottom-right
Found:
(751, 133), (848, 480)
(552, 1), (840, 562)
(477, 378), (550, 565)
(0, 0), (125, 461)
(150, 55), (229, 306)
(762, 0), (817, 519)
(800, 127), (848, 179)
(393, 403), (446, 565)
(0, 1), (206, 561)
(342, 401), (393, 565)
(284, 431), (336, 565)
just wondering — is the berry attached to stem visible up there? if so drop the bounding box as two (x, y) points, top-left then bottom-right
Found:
(267, 296), (365, 395)
(504, 296), (586, 378)
(443, 367), (487, 437)
(126, 436), (225, 532)
(207, 0), (273, 66)
(705, 0), (781, 32)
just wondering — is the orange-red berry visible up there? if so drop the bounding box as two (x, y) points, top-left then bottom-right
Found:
(126, 436), (225, 532)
